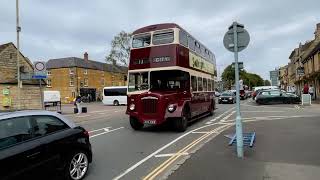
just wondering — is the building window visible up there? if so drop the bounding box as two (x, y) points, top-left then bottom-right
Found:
(46, 79), (52, 87)
(47, 70), (51, 76)
(84, 69), (88, 75)
(203, 78), (208, 91)
(69, 68), (75, 75)
(70, 77), (74, 86)
(9, 53), (13, 59)
(72, 91), (76, 98)
(84, 78), (88, 87)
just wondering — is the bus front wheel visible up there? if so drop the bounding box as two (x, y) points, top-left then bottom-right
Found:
(175, 108), (189, 132)
(130, 117), (143, 130)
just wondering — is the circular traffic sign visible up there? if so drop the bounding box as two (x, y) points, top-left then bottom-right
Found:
(223, 28), (250, 52)
(34, 61), (46, 71)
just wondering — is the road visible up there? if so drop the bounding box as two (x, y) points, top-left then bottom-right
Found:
(61, 100), (320, 180)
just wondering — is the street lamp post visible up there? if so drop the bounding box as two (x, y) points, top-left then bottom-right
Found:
(16, 0), (21, 109)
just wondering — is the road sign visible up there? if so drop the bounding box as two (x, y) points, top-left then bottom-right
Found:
(232, 62), (244, 69)
(297, 67), (304, 76)
(34, 61), (46, 72)
(223, 24), (250, 52)
(32, 75), (47, 79)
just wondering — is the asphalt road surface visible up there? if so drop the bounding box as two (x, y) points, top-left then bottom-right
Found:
(60, 99), (320, 180)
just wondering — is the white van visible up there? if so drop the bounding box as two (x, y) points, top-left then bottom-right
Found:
(102, 86), (127, 106)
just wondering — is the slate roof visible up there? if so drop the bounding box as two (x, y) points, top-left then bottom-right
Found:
(46, 57), (127, 73)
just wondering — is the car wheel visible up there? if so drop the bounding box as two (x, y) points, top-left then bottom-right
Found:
(175, 108), (189, 132)
(209, 101), (215, 116)
(113, 100), (119, 106)
(64, 151), (89, 180)
(130, 117), (143, 130)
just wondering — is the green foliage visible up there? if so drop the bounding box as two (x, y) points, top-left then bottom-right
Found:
(264, 80), (271, 86)
(221, 64), (264, 89)
(106, 31), (132, 66)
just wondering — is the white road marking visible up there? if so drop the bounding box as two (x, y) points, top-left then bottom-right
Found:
(75, 114), (91, 118)
(220, 111), (236, 122)
(114, 111), (119, 113)
(205, 107), (235, 124)
(89, 127), (111, 133)
(241, 111), (285, 113)
(113, 109), (235, 180)
(154, 153), (189, 158)
(191, 131), (217, 134)
(90, 127), (124, 139)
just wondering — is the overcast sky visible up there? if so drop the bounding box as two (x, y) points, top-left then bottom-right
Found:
(1, 0), (319, 79)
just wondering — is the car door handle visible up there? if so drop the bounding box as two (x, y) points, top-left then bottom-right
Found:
(27, 152), (41, 158)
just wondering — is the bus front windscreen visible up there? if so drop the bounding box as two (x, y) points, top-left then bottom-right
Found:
(128, 72), (149, 92)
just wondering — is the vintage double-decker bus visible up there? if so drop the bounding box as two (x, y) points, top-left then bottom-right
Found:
(126, 23), (217, 131)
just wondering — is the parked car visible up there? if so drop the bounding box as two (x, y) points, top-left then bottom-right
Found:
(245, 90), (252, 98)
(240, 90), (247, 100)
(255, 90), (301, 105)
(214, 91), (221, 97)
(0, 110), (92, 180)
(252, 86), (279, 100)
(218, 92), (236, 104)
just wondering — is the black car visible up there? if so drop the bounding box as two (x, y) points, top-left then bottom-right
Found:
(218, 92), (236, 104)
(255, 90), (301, 105)
(0, 111), (92, 180)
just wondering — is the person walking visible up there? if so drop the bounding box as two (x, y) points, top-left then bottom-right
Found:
(75, 95), (82, 114)
(309, 85), (315, 100)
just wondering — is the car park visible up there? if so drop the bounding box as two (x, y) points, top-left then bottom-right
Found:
(218, 92), (236, 104)
(255, 89), (301, 105)
(0, 110), (92, 180)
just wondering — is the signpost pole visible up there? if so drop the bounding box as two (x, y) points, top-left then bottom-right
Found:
(233, 22), (244, 158)
(40, 79), (44, 109)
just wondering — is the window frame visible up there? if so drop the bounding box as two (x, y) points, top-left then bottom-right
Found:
(191, 76), (198, 92)
(132, 33), (151, 48)
(30, 115), (70, 138)
(47, 70), (51, 76)
(46, 79), (52, 88)
(69, 68), (75, 75)
(197, 77), (203, 91)
(69, 77), (74, 87)
(203, 78), (208, 91)
(152, 29), (175, 45)
(179, 30), (188, 47)
(0, 116), (34, 150)
(84, 78), (88, 87)
(84, 69), (88, 75)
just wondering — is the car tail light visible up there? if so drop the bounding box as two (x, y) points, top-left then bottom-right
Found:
(83, 130), (89, 137)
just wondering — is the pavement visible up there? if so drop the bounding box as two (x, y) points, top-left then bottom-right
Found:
(168, 105), (320, 180)
(45, 99), (320, 180)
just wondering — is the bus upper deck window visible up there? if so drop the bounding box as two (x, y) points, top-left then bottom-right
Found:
(132, 34), (151, 48)
(153, 30), (174, 45)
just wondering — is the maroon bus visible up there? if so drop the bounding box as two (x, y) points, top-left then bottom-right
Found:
(126, 23), (217, 131)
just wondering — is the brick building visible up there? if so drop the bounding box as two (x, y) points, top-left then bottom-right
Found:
(0, 42), (44, 111)
(46, 52), (127, 103)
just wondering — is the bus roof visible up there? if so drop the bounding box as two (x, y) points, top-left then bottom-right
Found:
(133, 23), (183, 35)
(103, 86), (127, 89)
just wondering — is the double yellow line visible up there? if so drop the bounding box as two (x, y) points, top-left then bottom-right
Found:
(143, 124), (231, 180)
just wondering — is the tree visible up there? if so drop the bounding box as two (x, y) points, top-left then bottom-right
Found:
(106, 31), (132, 66)
(264, 80), (271, 86)
(221, 63), (264, 89)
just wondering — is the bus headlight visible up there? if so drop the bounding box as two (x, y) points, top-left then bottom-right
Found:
(129, 103), (135, 111)
(168, 104), (176, 113)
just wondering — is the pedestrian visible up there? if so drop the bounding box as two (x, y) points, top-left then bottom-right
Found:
(303, 84), (309, 94)
(309, 85), (314, 100)
(75, 95), (82, 114)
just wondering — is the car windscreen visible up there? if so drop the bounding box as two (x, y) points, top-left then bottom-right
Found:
(221, 93), (232, 96)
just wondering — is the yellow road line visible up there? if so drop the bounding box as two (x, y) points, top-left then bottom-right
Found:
(143, 124), (231, 180)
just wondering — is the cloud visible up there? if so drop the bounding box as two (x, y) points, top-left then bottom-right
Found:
(0, 0), (320, 80)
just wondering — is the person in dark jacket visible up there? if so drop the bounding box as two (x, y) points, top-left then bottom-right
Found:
(75, 95), (82, 114)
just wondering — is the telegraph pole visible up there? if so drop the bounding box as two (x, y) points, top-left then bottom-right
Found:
(16, 0), (21, 109)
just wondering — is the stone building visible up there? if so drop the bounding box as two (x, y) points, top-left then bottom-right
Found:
(0, 42), (44, 111)
(46, 52), (127, 103)
(287, 23), (320, 99)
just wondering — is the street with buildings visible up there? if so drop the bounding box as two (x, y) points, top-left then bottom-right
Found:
(1, 1), (320, 180)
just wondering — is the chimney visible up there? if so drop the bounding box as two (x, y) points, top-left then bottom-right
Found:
(84, 52), (88, 61)
(315, 23), (320, 40)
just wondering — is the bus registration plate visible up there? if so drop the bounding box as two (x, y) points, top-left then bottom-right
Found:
(144, 120), (156, 125)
